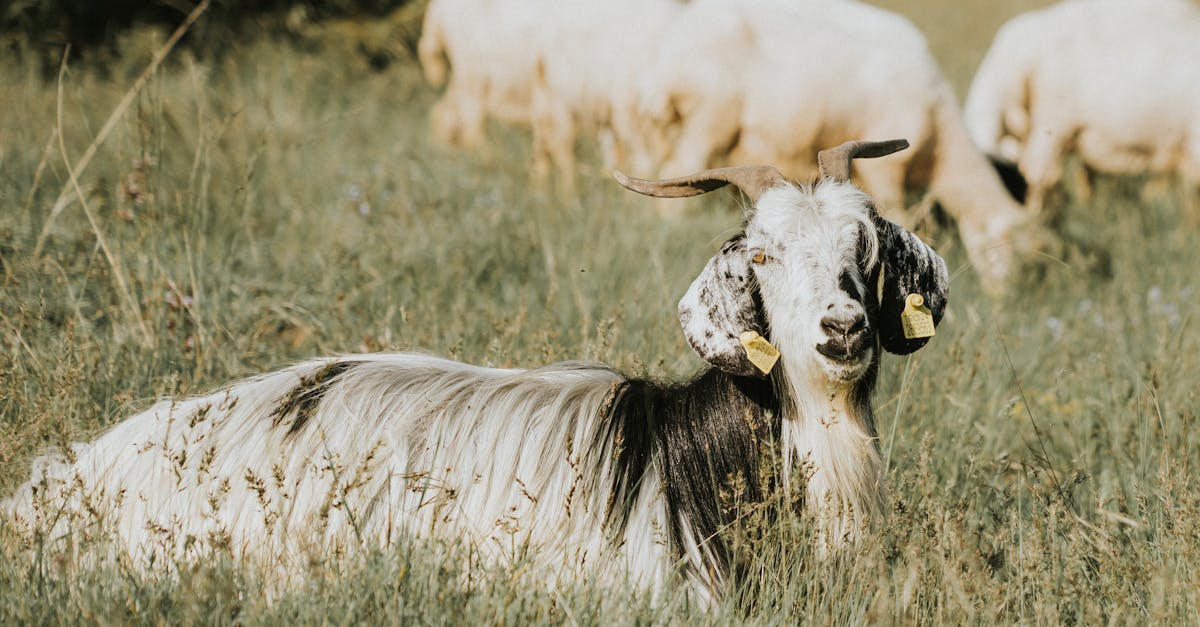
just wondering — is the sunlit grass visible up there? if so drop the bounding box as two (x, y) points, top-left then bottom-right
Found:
(1, 4), (1199, 623)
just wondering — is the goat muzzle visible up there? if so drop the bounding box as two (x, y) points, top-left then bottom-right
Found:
(817, 313), (872, 364)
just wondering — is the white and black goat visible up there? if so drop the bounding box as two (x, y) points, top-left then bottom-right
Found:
(3, 140), (948, 601)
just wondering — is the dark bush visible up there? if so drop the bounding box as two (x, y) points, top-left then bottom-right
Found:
(1, 0), (420, 72)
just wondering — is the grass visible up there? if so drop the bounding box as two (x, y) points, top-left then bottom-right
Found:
(1, 2), (1199, 623)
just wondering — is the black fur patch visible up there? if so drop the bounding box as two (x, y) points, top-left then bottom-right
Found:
(599, 368), (780, 577)
(679, 235), (765, 378)
(872, 216), (949, 355)
(839, 269), (865, 302)
(270, 361), (359, 436)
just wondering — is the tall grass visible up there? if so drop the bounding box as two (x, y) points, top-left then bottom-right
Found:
(1, 3), (1198, 623)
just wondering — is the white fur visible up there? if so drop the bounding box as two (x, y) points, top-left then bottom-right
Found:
(418, 0), (544, 148)
(964, 0), (1200, 210)
(417, 0), (681, 180)
(750, 182), (883, 546)
(750, 183), (879, 378)
(4, 355), (673, 589)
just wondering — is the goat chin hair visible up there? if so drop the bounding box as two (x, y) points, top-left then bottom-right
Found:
(3, 351), (878, 601)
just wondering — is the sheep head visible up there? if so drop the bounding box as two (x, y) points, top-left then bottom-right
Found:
(615, 139), (949, 384)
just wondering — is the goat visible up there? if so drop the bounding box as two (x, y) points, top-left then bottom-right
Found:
(4, 141), (948, 602)
(964, 0), (1200, 212)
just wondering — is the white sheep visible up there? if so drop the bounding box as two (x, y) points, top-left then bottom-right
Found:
(418, 0), (682, 187)
(416, 0), (1043, 290)
(417, 0), (543, 150)
(525, 0), (682, 188)
(964, 0), (1200, 212)
(4, 141), (948, 602)
(628, 0), (1039, 289)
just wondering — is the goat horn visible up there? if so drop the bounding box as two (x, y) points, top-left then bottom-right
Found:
(612, 166), (786, 204)
(817, 139), (910, 182)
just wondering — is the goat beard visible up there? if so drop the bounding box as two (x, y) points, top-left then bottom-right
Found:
(771, 353), (884, 553)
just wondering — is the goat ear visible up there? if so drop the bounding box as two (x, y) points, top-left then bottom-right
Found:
(678, 236), (764, 378)
(873, 218), (950, 355)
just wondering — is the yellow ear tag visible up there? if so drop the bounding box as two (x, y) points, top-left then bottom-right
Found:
(738, 331), (781, 375)
(900, 293), (936, 339)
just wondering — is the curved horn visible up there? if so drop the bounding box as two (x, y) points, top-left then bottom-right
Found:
(817, 139), (910, 181)
(613, 165), (786, 204)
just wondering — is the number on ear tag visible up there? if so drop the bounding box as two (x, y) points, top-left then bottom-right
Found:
(738, 331), (781, 375)
(900, 293), (936, 339)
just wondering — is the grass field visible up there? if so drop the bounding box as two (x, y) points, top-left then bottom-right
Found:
(2, 1), (1199, 623)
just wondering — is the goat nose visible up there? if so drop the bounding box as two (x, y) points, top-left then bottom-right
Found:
(821, 314), (867, 338)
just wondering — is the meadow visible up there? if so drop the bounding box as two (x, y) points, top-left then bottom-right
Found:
(1, 1), (1199, 623)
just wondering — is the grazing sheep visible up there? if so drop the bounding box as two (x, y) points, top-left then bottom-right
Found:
(417, 0), (543, 149)
(964, 0), (1200, 212)
(630, 0), (1039, 290)
(418, 0), (681, 184)
(5, 141), (947, 601)
(526, 0), (682, 187)
(415, 1), (1040, 292)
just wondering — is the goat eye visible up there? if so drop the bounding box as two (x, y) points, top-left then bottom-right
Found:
(751, 251), (767, 264)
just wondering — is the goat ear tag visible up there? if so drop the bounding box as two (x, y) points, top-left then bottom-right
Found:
(900, 293), (936, 339)
(738, 331), (780, 375)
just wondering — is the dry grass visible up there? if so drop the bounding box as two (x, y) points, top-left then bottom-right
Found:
(1, 2), (1199, 623)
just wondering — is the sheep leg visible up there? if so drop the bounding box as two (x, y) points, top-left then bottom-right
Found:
(597, 128), (618, 172)
(1019, 125), (1072, 215)
(530, 92), (577, 197)
(649, 109), (742, 218)
(429, 97), (463, 147)
(430, 82), (488, 151)
(605, 107), (651, 173)
(658, 105), (740, 178)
